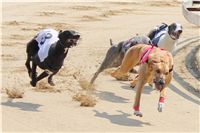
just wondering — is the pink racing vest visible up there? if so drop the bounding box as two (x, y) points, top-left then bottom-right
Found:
(140, 45), (155, 64)
(140, 45), (167, 64)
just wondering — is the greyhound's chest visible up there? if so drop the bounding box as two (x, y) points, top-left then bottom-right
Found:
(42, 47), (68, 71)
(157, 34), (177, 52)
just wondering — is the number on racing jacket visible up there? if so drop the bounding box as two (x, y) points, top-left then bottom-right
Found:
(40, 32), (53, 45)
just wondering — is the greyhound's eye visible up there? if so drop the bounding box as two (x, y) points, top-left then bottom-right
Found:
(165, 72), (169, 75)
(156, 69), (161, 74)
(152, 60), (158, 63)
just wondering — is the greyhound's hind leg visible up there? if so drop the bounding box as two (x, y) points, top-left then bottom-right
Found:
(90, 53), (120, 84)
(48, 71), (58, 86)
(36, 71), (49, 83)
(90, 72), (99, 84)
(90, 45), (122, 84)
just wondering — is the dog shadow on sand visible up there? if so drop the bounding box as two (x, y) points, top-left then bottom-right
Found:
(95, 90), (130, 103)
(93, 110), (151, 127)
(1, 99), (42, 112)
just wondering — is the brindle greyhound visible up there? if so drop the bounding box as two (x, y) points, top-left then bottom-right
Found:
(25, 28), (80, 87)
(90, 35), (151, 84)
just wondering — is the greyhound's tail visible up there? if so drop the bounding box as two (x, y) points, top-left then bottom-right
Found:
(110, 38), (113, 46)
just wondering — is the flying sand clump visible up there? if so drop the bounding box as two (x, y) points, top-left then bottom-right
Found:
(72, 73), (97, 107)
(78, 78), (96, 90)
(73, 92), (96, 107)
(6, 88), (24, 98)
(35, 81), (60, 92)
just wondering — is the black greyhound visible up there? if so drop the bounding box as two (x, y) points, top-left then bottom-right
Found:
(25, 29), (80, 87)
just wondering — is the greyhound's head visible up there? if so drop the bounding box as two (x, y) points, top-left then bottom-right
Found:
(149, 51), (173, 91)
(168, 23), (183, 40)
(58, 30), (80, 48)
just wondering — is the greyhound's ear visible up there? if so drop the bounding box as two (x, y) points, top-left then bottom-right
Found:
(58, 31), (66, 42)
(58, 31), (63, 40)
(168, 25), (172, 32)
(168, 23), (176, 33)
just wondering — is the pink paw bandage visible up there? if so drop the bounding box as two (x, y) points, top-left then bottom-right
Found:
(133, 105), (140, 111)
(159, 97), (165, 103)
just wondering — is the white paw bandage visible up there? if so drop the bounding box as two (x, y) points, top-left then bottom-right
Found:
(134, 111), (143, 117)
(158, 97), (165, 112)
(158, 102), (165, 112)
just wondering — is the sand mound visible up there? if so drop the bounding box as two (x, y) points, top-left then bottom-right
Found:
(81, 15), (103, 22)
(100, 10), (124, 18)
(5, 20), (20, 26)
(39, 11), (63, 16)
(35, 81), (60, 93)
(69, 5), (99, 11)
(5, 88), (24, 98)
(147, 1), (179, 7)
(73, 92), (96, 107)
(1, 54), (17, 61)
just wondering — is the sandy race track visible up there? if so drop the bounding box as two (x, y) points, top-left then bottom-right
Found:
(1, 1), (200, 132)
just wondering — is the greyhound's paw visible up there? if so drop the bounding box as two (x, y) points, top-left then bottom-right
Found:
(30, 81), (36, 87)
(134, 111), (143, 117)
(158, 102), (165, 112)
(48, 80), (55, 86)
(130, 80), (137, 88)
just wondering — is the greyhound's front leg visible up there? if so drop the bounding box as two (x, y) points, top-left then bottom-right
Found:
(133, 64), (148, 117)
(158, 72), (171, 112)
(30, 62), (37, 87)
(36, 71), (49, 83)
(25, 56), (32, 78)
(158, 87), (167, 112)
(133, 81), (146, 117)
(48, 71), (58, 86)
